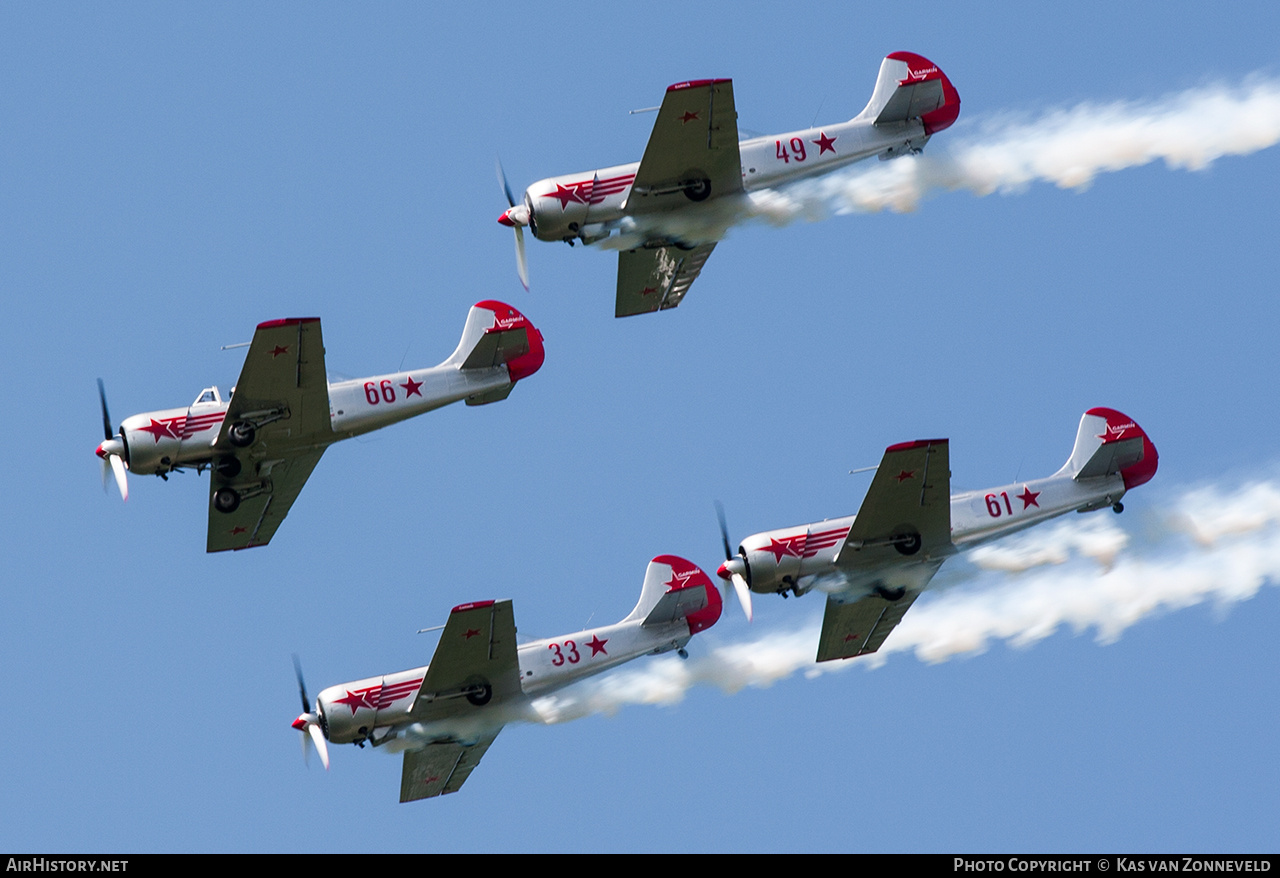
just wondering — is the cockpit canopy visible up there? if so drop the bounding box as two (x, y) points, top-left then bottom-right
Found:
(193, 386), (224, 406)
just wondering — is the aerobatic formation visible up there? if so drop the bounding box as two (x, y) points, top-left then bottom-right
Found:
(93, 51), (1169, 802)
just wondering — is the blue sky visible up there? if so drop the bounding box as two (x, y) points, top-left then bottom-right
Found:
(2, 2), (1278, 853)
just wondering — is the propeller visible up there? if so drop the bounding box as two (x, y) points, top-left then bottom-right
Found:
(95, 379), (129, 502)
(495, 157), (530, 290)
(291, 654), (329, 771)
(714, 502), (754, 622)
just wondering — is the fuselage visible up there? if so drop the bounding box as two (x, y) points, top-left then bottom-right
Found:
(107, 363), (517, 478)
(315, 615), (698, 748)
(521, 115), (931, 246)
(733, 471), (1129, 598)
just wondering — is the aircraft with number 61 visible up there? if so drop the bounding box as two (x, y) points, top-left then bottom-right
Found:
(291, 555), (721, 802)
(498, 51), (959, 317)
(95, 300), (544, 552)
(715, 408), (1158, 662)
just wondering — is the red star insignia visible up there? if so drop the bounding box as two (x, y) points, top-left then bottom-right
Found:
(760, 536), (804, 563)
(463, 628), (481, 640)
(335, 687), (377, 714)
(640, 286), (658, 297)
(586, 634), (608, 656)
(895, 470), (916, 483)
(400, 374), (423, 398)
(1017, 486), (1041, 509)
(680, 110), (700, 123)
(270, 345), (289, 358)
(139, 417), (180, 442)
(843, 633), (861, 642)
(812, 131), (837, 154)
(543, 182), (588, 210)
(230, 526), (247, 535)
(419, 774), (441, 785)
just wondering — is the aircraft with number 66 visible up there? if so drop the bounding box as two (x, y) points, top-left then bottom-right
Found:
(291, 555), (721, 802)
(498, 51), (959, 316)
(94, 300), (544, 552)
(715, 408), (1158, 662)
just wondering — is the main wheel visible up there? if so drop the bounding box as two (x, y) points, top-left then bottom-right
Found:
(684, 178), (711, 202)
(466, 684), (493, 706)
(213, 488), (241, 514)
(214, 456), (241, 478)
(228, 422), (256, 448)
(874, 585), (907, 602)
(893, 532), (922, 556)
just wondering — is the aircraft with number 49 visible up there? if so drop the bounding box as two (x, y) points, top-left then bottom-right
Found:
(715, 408), (1158, 662)
(292, 555), (721, 802)
(95, 300), (544, 552)
(498, 51), (959, 317)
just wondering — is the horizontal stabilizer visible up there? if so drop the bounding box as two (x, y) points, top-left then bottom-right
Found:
(875, 78), (944, 126)
(1074, 436), (1145, 481)
(1058, 407), (1159, 489)
(446, 300), (545, 380)
(460, 325), (530, 370)
(642, 585), (709, 628)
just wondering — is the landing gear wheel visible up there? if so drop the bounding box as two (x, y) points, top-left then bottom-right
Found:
(1112, 502), (1125, 514)
(228, 422), (256, 448)
(684, 178), (711, 202)
(893, 532), (922, 556)
(214, 456), (241, 478)
(874, 585), (907, 602)
(466, 684), (493, 706)
(213, 488), (241, 514)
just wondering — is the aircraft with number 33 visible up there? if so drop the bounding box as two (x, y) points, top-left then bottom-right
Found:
(95, 300), (544, 552)
(715, 408), (1158, 662)
(498, 51), (959, 317)
(291, 555), (721, 802)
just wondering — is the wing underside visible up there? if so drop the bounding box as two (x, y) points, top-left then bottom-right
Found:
(615, 243), (716, 317)
(399, 731), (500, 802)
(206, 448), (325, 552)
(628, 79), (741, 211)
(819, 439), (953, 661)
(409, 600), (522, 724)
(206, 318), (332, 552)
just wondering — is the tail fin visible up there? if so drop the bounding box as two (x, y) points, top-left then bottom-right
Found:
(622, 555), (722, 634)
(1057, 407), (1159, 489)
(444, 300), (545, 383)
(854, 51), (960, 135)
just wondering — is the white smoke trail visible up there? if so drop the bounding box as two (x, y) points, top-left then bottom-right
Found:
(603, 76), (1280, 249)
(529, 478), (1280, 725)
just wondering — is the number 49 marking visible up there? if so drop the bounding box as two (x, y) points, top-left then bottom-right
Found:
(775, 137), (807, 163)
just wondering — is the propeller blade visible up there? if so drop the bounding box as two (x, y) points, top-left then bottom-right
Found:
(496, 156), (517, 208)
(514, 225), (529, 291)
(730, 573), (754, 623)
(715, 501), (733, 561)
(108, 453), (128, 502)
(292, 654), (311, 714)
(307, 722), (330, 770)
(96, 378), (114, 441)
